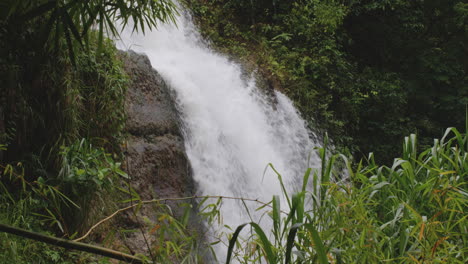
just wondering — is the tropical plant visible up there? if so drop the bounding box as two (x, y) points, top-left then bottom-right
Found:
(225, 127), (467, 263)
(2, 0), (177, 62)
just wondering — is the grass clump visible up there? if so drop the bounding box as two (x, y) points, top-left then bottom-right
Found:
(226, 127), (467, 263)
(0, 138), (128, 262)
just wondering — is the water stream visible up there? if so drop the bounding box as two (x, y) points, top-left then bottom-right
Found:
(118, 8), (321, 261)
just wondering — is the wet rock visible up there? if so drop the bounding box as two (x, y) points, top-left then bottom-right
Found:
(116, 50), (195, 255)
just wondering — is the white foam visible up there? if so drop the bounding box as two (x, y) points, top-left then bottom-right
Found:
(118, 8), (321, 262)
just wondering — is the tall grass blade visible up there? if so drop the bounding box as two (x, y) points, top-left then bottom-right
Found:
(226, 223), (248, 264)
(250, 223), (276, 264)
(272, 195), (281, 241)
(283, 197), (299, 238)
(266, 163), (291, 208)
(320, 134), (328, 181)
(226, 222), (276, 264)
(304, 224), (328, 264)
(302, 168), (311, 193)
(293, 193), (304, 224)
(285, 223), (303, 264)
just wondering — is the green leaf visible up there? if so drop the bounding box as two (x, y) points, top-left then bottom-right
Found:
(265, 163), (291, 208)
(62, 7), (82, 46)
(226, 223), (248, 264)
(304, 224), (328, 264)
(250, 223), (276, 264)
(226, 222), (276, 264)
(272, 195), (281, 240)
(20, 0), (57, 22)
(285, 223), (303, 264)
(302, 167), (311, 193)
(115, 168), (129, 179)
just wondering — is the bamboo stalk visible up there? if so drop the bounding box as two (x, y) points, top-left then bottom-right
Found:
(0, 223), (146, 264)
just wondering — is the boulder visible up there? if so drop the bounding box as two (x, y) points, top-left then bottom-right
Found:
(116, 50), (196, 255)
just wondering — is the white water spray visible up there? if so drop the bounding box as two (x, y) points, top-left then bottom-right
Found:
(118, 8), (321, 261)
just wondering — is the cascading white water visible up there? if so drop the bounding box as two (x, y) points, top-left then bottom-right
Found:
(118, 8), (321, 261)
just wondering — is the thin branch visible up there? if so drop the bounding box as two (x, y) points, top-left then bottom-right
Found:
(74, 195), (284, 242)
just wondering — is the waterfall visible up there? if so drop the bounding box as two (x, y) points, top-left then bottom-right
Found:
(118, 8), (321, 262)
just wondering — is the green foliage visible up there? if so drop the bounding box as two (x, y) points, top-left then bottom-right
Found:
(0, 1), (180, 263)
(1, 162), (75, 234)
(0, 36), (129, 259)
(0, 168), (76, 263)
(0, 1), (186, 263)
(145, 203), (206, 263)
(1, 0), (176, 165)
(116, 185), (212, 263)
(1, 0), (177, 63)
(1, 27), (129, 173)
(1, 138), (127, 233)
(0, 141), (129, 263)
(59, 139), (127, 193)
(59, 33), (129, 151)
(225, 128), (467, 263)
(0, 235), (100, 264)
(57, 138), (128, 231)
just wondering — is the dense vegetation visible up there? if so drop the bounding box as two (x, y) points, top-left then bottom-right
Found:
(0, 0), (466, 263)
(0, 0), (177, 263)
(222, 128), (467, 263)
(184, 0), (467, 164)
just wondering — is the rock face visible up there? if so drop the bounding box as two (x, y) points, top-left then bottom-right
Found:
(122, 50), (193, 200)
(117, 50), (195, 254)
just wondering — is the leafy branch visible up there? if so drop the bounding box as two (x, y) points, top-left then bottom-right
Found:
(3, 0), (178, 63)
